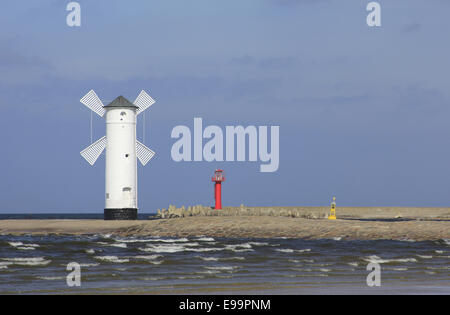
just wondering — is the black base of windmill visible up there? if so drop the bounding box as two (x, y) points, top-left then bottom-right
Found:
(104, 208), (138, 220)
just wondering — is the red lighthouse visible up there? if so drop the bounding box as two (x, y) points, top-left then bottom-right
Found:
(212, 169), (225, 210)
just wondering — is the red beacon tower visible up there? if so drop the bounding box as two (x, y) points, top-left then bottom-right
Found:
(212, 169), (225, 210)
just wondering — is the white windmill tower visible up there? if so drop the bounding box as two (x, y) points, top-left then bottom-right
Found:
(79, 90), (156, 220)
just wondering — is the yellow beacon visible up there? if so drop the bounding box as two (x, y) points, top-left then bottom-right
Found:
(328, 196), (337, 220)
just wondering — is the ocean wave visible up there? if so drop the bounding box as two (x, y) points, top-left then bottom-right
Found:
(391, 267), (408, 271)
(144, 276), (166, 281)
(110, 243), (127, 248)
(196, 256), (219, 261)
(94, 256), (129, 263)
(79, 263), (100, 267)
(1, 257), (51, 266)
(188, 247), (225, 252)
(276, 248), (311, 253)
(139, 244), (225, 253)
(276, 248), (294, 253)
(96, 242), (127, 248)
(114, 237), (189, 243)
(195, 237), (215, 242)
(197, 255), (246, 262)
(131, 255), (163, 261)
(435, 250), (444, 254)
(224, 244), (254, 252)
(37, 276), (64, 280)
(8, 242), (24, 247)
(426, 266), (450, 270)
(196, 270), (221, 274)
(363, 255), (417, 264)
(416, 255), (433, 259)
(204, 266), (237, 271)
(139, 244), (187, 253)
(177, 275), (205, 280)
(85, 249), (95, 254)
(248, 242), (270, 246)
(222, 256), (245, 261)
(443, 239), (450, 246)
(9, 242), (40, 249)
(225, 243), (252, 249)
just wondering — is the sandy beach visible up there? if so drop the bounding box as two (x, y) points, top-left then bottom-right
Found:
(0, 207), (449, 240)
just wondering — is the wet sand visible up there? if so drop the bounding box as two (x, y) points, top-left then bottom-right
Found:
(0, 212), (449, 241)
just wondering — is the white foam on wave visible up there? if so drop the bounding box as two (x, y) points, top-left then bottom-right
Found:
(17, 247), (35, 250)
(110, 243), (127, 248)
(443, 239), (450, 246)
(8, 242), (23, 247)
(139, 244), (224, 253)
(225, 244), (254, 252)
(94, 256), (129, 263)
(276, 248), (310, 253)
(9, 242), (40, 249)
(435, 250), (444, 254)
(148, 238), (189, 243)
(38, 276), (64, 280)
(189, 247), (226, 252)
(131, 255), (163, 261)
(149, 261), (163, 265)
(114, 237), (189, 243)
(96, 242), (127, 248)
(348, 262), (359, 267)
(276, 248), (294, 253)
(195, 237), (215, 242)
(196, 256), (219, 261)
(222, 256), (245, 261)
(417, 255), (433, 259)
(426, 266), (450, 270)
(85, 249), (95, 254)
(195, 270), (221, 275)
(139, 244), (186, 253)
(363, 255), (417, 264)
(391, 267), (408, 271)
(204, 266), (237, 271)
(79, 263), (99, 267)
(248, 242), (270, 246)
(1, 257), (51, 266)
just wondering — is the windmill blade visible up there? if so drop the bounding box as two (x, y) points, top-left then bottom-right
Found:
(136, 140), (155, 166)
(80, 90), (106, 117)
(134, 90), (155, 115)
(80, 136), (106, 165)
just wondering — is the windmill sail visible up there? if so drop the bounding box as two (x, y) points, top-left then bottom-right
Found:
(134, 90), (155, 115)
(80, 90), (106, 117)
(80, 136), (106, 165)
(136, 140), (155, 166)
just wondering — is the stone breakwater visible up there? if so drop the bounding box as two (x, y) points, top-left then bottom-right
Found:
(155, 205), (329, 219)
(155, 205), (450, 220)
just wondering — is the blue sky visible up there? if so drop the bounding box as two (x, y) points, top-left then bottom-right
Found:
(0, 0), (449, 212)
